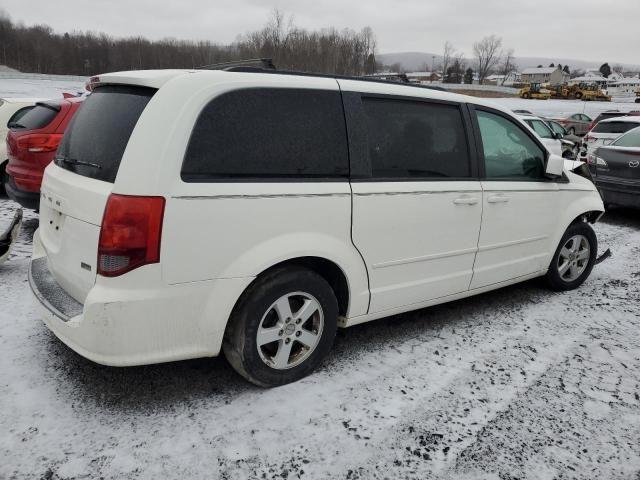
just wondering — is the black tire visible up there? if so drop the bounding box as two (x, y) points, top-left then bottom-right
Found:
(223, 267), (338, 387)
(575, 92), (583, 100)
(522, 92), (530, 99)
(0, 160), (7, 197)
(545, 221), (597, 291)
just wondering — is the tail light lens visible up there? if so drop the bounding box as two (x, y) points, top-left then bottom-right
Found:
(98, 194), (165, 277)
(17, 133), (63, 153)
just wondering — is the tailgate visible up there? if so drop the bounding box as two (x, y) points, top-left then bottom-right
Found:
(39, 165), (111, 302)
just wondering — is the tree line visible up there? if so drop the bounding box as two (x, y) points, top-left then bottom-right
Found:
(0, 10), (377, 76)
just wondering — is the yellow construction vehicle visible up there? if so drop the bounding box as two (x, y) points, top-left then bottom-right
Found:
(519, 83), (551, 100)
(635, 89), (640, 103)
(571, 83), (611, 102)
(547, 84), (572, 99)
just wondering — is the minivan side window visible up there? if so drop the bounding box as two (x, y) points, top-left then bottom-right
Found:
(182, 88), (349, 181)
(476, 110), (545, 180)
(361, 97), (470, 179)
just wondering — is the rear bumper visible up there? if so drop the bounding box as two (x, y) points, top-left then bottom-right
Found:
(596, 177), (640, 208)
(29, 229), (253, 366)
(4, 175), (40, 210)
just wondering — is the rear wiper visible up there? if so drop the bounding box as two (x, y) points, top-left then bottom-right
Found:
(56, 156), (101, 169)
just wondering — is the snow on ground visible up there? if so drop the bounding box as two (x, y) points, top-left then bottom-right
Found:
(0, 77), (87, 100)
(491, 97), (639, 120)
(1, 195), (640, 479)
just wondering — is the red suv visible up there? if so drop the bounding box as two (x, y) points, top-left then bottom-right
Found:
(4, 97), (84, 209)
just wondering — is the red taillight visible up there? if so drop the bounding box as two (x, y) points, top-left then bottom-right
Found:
(97, 194), (165, 277)
(16, 133), (63, 153)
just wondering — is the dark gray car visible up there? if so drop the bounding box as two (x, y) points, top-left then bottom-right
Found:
(589, 126), (640, 208)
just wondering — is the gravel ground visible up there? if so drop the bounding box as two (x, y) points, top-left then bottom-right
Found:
(1, 196), (639, 480)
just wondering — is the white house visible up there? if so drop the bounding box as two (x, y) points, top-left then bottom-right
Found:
(521, 66), (569, 85)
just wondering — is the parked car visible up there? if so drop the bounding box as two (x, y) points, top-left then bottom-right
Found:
(518, 115), (563, 157)
(29, 70), (604, 387)
(4, 97), (84, 209)
(588, 126), (640, 208)
(0, 97), (44, 194)
(554, 113), (592, 136)
(582, 116), (640, 157)
(544, 118), (581, 159)
(587, 110), (640, 131)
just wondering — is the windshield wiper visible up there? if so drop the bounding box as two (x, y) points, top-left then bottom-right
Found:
(56, 156), (101, 169)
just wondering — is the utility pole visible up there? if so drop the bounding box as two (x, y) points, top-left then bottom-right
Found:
(431, 55), (435, 83)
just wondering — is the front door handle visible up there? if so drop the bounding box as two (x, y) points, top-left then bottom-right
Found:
(487, 194), (509, 204)
(453, 196), (479, 206)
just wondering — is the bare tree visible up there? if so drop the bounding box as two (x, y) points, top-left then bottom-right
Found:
(498, 48), (517, 85)
(473, 35), (502, 84)
(441, 41), (455, 78)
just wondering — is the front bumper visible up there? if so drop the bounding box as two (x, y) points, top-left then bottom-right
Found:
(29, 229), (253, 366)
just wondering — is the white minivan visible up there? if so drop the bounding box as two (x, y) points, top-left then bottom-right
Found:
(30, 69), (604, 386)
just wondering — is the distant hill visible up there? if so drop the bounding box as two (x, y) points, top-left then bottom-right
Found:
(377, 52), (640, 73)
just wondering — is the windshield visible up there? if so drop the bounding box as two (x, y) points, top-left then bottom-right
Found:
(612, 127), (640, 147)
(547, 121), (566, 135)
(526, 119), (554, 139)
(56, 85), (156, 183)
(592, 121), (639, 135)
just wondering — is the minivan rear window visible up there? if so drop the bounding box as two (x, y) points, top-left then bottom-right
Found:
(13, 103), (58, 130)
(592, 121), (638, 134)
(182, 88), (349, 181)
(56, 85), (156, 183)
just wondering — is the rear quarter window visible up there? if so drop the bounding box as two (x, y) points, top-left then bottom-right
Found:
(593, 122), (639, 134)
(55, 85), (156, 183)
(182, 88), (349, 181)
(13, 103), (58, 130)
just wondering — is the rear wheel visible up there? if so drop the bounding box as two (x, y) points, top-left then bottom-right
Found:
(522, 92), (530, 99)
(545, 222), (597, 291)
(223, 267), (338, 387)
(575, 92), (583, 100)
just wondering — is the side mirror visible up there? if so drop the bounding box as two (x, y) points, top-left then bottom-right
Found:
(545, 154), (564, 177)
(554, 132), (564, 139)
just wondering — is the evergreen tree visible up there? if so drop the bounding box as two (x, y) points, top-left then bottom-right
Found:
(464, 67), (474, 84)
(599, 63), (611, 78)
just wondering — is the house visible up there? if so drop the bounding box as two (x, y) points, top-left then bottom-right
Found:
(405, 71), (442, 83)
(484, 72), (521, 86)
(521, 66), (569, 85)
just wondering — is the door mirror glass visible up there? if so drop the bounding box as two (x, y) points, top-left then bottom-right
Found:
(545, 154), (564, 177)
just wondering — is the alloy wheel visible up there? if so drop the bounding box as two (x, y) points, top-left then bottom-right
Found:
(256, 292), (324, 370)
(557, 234), (590, 282)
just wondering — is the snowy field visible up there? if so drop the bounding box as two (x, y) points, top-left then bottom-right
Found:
(0, 76), (87, 99)
(491, 97), (639, 120)
(2, 201), (640, 479)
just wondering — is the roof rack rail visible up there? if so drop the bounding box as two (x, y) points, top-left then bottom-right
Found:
(203, 64), (447, 92)
(196, 58), (276, 71)
(361, 73), (410, 83)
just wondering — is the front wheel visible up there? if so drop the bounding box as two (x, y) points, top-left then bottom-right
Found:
(223, 267), (338, 387)
(545, 222), (597, 291)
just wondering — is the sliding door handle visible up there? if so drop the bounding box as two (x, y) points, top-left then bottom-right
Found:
(487, 194), (509, 204)
(453, 196), (479, 206)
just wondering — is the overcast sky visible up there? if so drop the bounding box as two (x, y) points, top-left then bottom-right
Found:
(4, 0), (639, 64)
